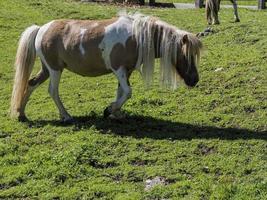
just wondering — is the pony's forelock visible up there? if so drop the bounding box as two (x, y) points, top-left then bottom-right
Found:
(181, 33), (203, 70)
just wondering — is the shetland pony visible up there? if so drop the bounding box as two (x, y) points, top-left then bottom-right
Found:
(206, 0), (240, 24)
(11, 13), (202, 122)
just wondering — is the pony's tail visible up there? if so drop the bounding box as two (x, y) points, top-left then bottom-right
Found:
(10, 25), (40, 117)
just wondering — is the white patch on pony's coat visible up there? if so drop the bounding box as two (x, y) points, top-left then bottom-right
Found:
(99, 17), (133, 69)
(79, 28), (87, 55)
(35, 21), (55, 57)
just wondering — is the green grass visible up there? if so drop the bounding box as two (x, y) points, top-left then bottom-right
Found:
(0, 0), (267, 199)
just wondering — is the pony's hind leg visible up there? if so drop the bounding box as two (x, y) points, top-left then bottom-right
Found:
(19, 62), (49, 121)
(48, 68), (73, 123)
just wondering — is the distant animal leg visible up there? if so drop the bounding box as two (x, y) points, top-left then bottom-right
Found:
(19, 62), (49, 121)
(230, 0), (240, 22)
(213, 0), (220, 24)
(206, 0), (219, 25)
(104, 67), (132, 118)
(206, 4), (212, 25)
(48, 68), (73, 123)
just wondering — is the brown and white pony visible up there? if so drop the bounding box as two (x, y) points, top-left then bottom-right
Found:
(11, 13), (202, 122)
(206, 0), (240, 24)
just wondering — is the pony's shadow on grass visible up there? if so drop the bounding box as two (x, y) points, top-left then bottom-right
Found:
(27, 114), (267, 140)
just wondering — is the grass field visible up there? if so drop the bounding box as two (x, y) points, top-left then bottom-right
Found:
(0, 0), (267, 199)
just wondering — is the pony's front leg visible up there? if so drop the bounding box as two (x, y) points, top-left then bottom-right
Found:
(48, 69), (73, 123)
(104, 67), (132, 119)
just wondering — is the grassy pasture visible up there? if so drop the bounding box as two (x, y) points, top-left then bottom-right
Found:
(0, 0), (267, 199)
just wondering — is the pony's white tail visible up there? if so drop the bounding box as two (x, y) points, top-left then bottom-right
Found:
(10, 25), (40, 117)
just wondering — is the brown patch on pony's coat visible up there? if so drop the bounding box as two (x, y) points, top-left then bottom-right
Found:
(110, 37), (138, 71)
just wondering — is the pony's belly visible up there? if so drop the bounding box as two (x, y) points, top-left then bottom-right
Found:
(65, 63), (111, 77)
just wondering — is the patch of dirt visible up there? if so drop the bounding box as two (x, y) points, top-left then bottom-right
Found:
(145, 176), (167, 191)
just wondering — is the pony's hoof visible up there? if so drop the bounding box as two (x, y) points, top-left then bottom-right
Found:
(235, 18), (240, 23)
(103, 107), (125, 119)
(61, 117), (75, 124)
(18, 115), (28, 122)
(108, 110), (125, 120)
(108, 114), (117, 119)
(103, 107), (112, 118)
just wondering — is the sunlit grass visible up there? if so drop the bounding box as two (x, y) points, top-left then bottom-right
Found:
(0, 0), (266, 199)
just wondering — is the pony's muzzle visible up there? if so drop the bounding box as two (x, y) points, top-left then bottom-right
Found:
(185, 74), (199, 87)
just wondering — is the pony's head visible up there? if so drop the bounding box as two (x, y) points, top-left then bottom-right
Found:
(130, 13), (203, 89)
(175, 34), (202, 87)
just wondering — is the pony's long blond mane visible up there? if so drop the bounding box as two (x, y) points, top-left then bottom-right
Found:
(120, 12), (202, 89)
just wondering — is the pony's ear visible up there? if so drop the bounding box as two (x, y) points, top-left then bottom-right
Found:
(182, 34), (189, 45)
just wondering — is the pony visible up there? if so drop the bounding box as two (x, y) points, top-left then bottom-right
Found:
(206, 0), (240, 25)
(10, 13), (202, 122)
